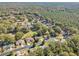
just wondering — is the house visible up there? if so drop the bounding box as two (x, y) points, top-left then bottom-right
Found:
(24, 38), (34, 47)
(43, 35), (49, 41)
(24, 38), (34, 43)
(15, 40), (25, 47)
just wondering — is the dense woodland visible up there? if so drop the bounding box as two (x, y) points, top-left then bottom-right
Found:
(0, 2), (79, 56)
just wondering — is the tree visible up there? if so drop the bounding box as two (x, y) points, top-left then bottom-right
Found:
(34, 22), (48, 35)
(22, 31), (37, 39)
(0, 24), (7, 34)
(43, 48), (54, 56)
(0, 34), (15, 44)
(69, 35), (79, 55)
(53, 26), (62, 34)
(34, 47), (44, 56)
(69, 52), (77, 56)
(15, 32), (24, 41)
(29, 47), (44, 56)
(60, 51), (69, 56)
(68, 27), (78, 34)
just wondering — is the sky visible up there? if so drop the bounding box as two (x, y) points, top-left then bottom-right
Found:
(0, 0), (79, 2)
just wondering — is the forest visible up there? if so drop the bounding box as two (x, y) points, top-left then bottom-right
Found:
(0, 2), (79, 56)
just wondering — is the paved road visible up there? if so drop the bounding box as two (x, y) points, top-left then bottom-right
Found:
(0, 45), (33, 56)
